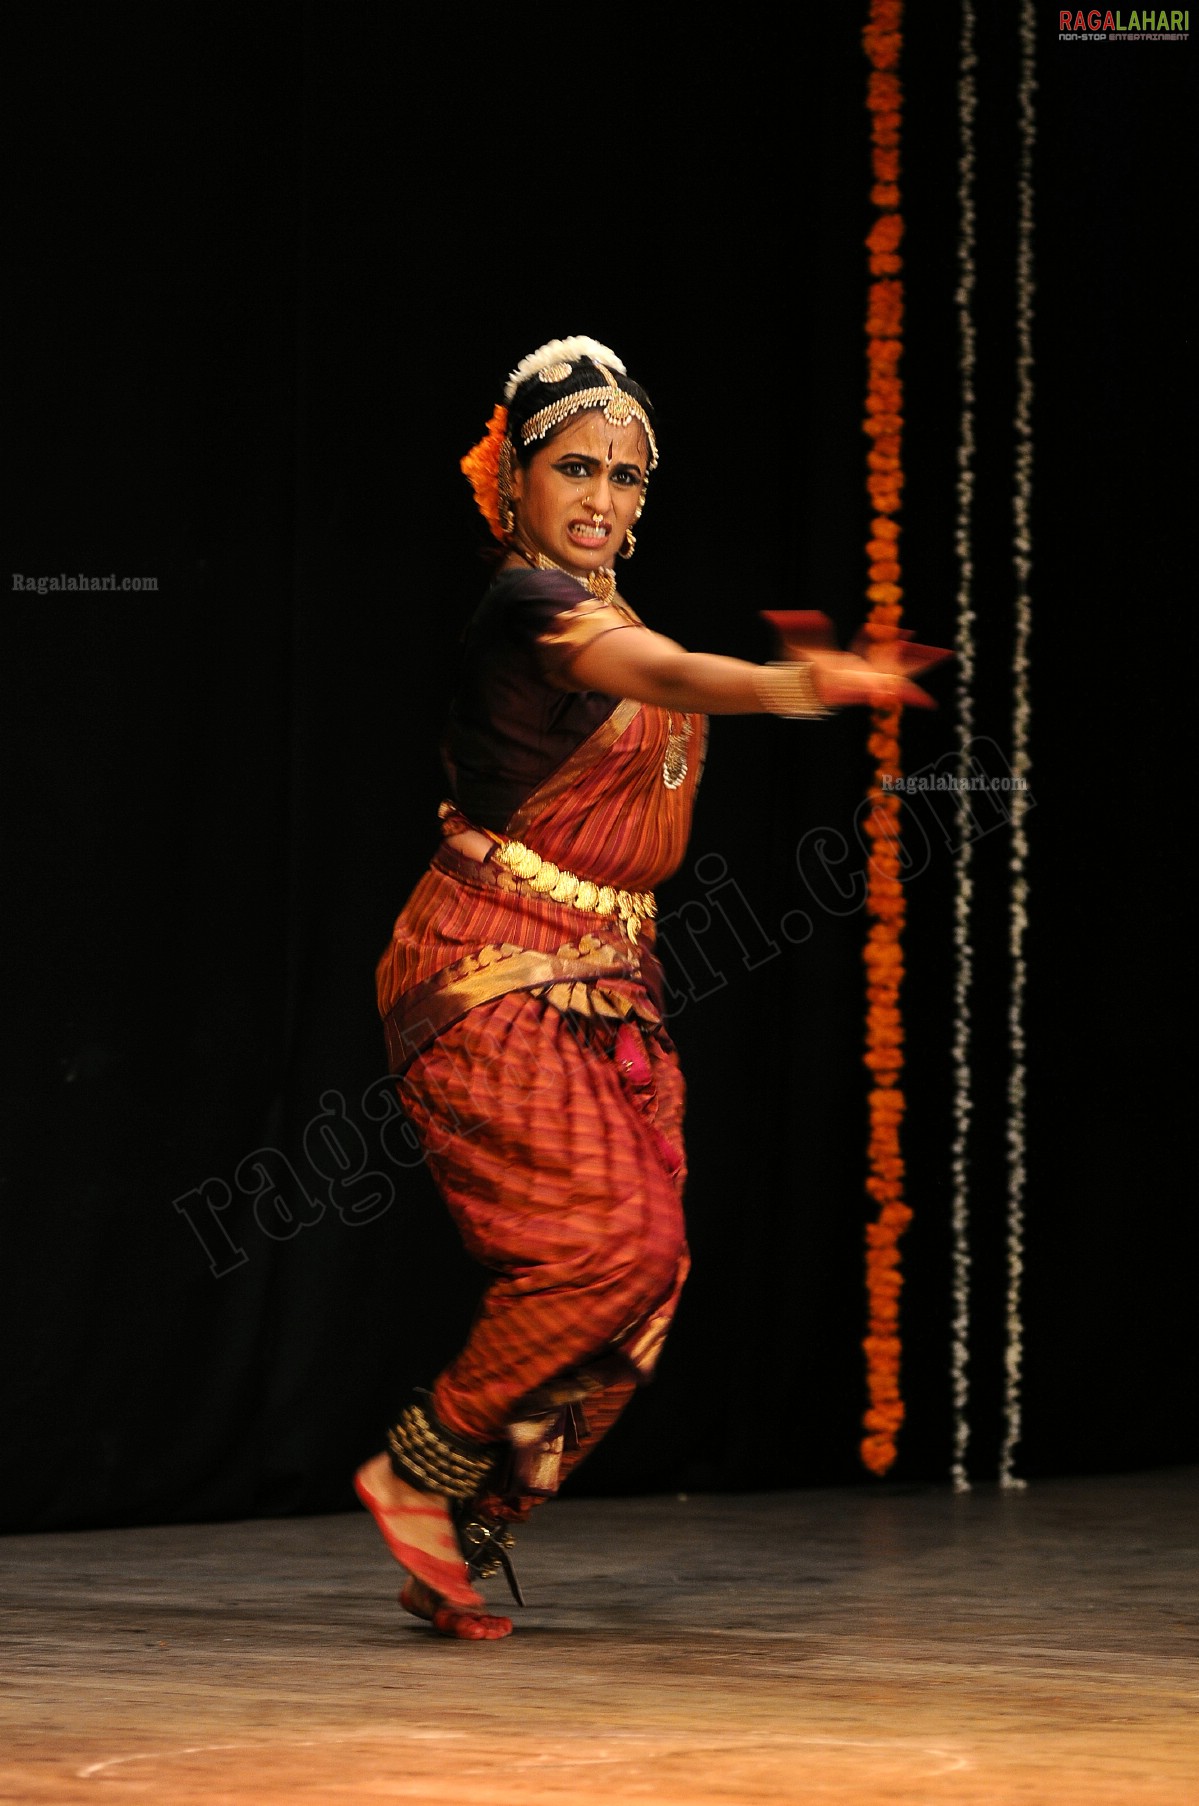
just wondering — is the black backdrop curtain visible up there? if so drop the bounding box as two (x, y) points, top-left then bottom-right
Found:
(4, 6), (1194, 1532)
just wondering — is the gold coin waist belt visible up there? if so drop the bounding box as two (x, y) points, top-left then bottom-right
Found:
(493, 838), (656, 943)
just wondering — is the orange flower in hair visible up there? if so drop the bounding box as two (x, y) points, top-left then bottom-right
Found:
(460, 403), (510, 544)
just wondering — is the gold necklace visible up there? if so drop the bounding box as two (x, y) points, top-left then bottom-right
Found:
(663, 714), (692, 789)
(514, 546), (616, 604)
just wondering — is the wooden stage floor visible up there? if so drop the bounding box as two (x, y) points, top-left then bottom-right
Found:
(2, 1468), (1195, 1804)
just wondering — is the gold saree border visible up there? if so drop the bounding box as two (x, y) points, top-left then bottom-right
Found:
(384, 941), (644, 1074)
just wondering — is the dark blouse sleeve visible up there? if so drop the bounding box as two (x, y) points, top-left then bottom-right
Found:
(440, 569), (627, 832)
(499, 569), (633, 690)
(534, 596), (633, 687)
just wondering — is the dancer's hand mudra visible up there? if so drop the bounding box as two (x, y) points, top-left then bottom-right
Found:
(762, 610), (952, 711)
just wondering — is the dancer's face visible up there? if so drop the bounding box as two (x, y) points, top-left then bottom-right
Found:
(510, 413), (647, 575)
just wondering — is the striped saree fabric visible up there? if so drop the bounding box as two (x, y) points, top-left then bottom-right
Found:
(377, 660), (706, 1498)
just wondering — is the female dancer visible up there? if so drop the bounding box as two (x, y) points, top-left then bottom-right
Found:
(355, 336), (941, 1639)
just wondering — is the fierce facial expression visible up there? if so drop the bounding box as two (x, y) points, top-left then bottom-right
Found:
(510, 413), (647, 576)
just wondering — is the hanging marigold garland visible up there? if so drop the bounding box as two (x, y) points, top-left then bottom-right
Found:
(860, 0), (911, 1479)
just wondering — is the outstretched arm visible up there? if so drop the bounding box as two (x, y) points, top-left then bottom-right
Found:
(561, 610), (946, 714)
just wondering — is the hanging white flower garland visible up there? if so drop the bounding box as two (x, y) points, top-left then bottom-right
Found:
(950, 0), (978, 1497)
(999, 0), (1037, 1493)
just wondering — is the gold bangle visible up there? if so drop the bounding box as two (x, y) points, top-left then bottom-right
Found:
(753, 661), (833, 719)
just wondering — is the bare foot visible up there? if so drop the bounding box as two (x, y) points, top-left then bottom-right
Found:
(353, 1452), (483, 1612)
(399, 1577), (513, 1641)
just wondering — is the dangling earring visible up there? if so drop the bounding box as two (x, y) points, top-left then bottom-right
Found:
(498, 437), (517, 539)
(620, 482), (646, 560)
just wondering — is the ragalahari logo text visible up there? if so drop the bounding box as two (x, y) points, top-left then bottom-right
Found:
(1059, 8), (1189, 35)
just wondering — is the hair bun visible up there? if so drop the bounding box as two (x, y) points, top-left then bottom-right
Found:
(503, 336), (626, 402)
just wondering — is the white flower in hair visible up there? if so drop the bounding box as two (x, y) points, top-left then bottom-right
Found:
(503, 336), (627, 402)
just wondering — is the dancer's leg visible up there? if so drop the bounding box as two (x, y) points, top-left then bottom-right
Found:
(361, 997), (687, 1635)
(401, 995), (688, 1448)
(472, 1371), (639, 1525)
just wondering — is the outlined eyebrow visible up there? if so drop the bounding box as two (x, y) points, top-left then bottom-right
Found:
(552, 450), (646, 477)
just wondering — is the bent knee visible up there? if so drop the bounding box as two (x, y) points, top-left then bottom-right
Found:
(564, 1222), (687, 1323)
